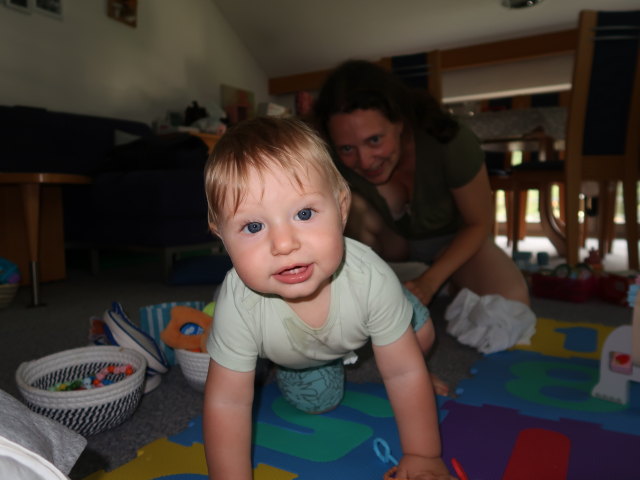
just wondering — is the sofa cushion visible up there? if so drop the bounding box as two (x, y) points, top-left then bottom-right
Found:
(98, 133), (208, 173)
(0, 105), (152, 175)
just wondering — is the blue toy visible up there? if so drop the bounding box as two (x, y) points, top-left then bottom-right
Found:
(0, 258), (20, 284)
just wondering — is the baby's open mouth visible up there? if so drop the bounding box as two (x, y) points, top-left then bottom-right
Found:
(274, 264), (313, 284)
(278, 265), (307, 275)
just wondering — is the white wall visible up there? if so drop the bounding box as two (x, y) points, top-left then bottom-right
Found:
(0, 0), (269, 124)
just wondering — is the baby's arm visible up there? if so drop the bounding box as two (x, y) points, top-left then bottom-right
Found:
(373, 328), (456, 479)
(203, 359), (255, 480)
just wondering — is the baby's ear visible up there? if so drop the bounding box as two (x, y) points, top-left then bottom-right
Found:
(209, 223), (221, 238)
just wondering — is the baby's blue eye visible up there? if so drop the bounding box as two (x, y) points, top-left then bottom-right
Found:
(296, 208), (313, 221)
(243, 222), (263, 234)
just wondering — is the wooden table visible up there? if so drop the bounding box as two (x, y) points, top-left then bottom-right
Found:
(482, 132), (567, 257)
(481, 130), (564, 163)
(0, 173), (91, 306)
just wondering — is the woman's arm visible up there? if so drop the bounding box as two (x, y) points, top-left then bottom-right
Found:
(203, 359), (255, 480)
(373, 328), (454, 479)
(405, 164), (493, 305)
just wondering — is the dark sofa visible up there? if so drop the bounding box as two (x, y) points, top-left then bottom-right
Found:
(0, 105), (218, 277)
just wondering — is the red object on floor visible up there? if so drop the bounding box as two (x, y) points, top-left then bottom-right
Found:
(600, 273), (634, 305)
(501, 428), (570, 480)
(531, 273), (599, 302)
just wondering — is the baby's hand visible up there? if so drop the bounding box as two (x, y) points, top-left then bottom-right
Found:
(393, 454), (457, 480)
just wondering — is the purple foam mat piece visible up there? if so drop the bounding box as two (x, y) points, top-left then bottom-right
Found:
(440, 401), (640, 480)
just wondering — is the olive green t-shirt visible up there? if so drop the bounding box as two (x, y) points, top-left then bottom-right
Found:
(338, 123), (485, 239)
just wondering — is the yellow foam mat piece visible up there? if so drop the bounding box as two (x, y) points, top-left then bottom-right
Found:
(513, 317), (616, 359)
(84, 438), (298, 480)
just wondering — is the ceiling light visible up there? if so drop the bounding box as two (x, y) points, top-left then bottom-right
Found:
(502, 0), (543, 8)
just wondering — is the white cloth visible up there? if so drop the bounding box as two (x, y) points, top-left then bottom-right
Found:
(0, 436), (69, 480)
(445, 288), (536, 354)
(0, 390), (85, 475)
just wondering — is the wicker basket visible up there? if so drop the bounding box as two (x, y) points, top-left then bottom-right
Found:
(15, 346), (147, 436)
(175, 349), (209, 392)
(0, 283), (19, 309)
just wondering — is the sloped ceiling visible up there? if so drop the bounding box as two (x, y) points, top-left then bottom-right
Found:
(213, 0), (640, 79)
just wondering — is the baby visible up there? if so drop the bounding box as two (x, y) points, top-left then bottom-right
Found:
(202, 116), (455, 479)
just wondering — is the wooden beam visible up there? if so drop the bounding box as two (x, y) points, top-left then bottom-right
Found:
(441, 29), (577, 71)
(268, 58), (389, 96)
(268, 28), (578, 95)
(269, 70), (333, 97)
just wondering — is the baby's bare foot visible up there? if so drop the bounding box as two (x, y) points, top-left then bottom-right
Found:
(431, 373), (450, 396)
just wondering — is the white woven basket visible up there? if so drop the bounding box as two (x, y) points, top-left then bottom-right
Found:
(0, 283), (19, 309)
(175, 349), (210, 392)
(15, 346), (147, 436)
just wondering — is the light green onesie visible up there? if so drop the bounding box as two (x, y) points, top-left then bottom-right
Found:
(207, 237), (428, 412)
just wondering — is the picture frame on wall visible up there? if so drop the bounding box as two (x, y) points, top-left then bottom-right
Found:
(221, 84), (256, 126)
(34, 0), (62, 19)
(107, 0), (137, 28)
(4, 0), (32, 14)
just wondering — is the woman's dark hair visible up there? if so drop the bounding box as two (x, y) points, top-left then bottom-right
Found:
(313, 60), (458, 143)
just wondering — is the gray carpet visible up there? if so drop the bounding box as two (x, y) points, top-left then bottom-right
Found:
(0, 238), (633, 479)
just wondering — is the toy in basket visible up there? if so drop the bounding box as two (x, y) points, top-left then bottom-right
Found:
(175, 348), (210, 392)
(160, 303), (214, 392)
(530, 263), (599, 302)
(15, 346), (147, 436)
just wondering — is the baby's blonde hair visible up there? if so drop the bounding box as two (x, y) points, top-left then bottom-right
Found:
(204, 116), (350, 229)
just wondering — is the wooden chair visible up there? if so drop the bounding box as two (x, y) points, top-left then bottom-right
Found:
(484, 126), (565, 251)
(510, 9), (640, 269)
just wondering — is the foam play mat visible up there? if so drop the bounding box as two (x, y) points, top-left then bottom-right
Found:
(84, 317), (640, 480)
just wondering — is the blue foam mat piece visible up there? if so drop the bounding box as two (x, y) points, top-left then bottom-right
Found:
(169, 382), (403, 479)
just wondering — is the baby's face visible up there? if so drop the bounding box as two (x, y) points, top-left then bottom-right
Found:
(216, 165), (348, 303)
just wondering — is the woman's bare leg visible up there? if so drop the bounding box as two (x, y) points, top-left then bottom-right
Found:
(451, 236), (530, 306)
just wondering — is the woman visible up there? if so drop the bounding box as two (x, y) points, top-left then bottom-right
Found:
(314, 60), (530, 308)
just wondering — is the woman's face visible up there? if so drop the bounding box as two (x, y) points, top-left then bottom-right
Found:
(327, 109), (403, 185)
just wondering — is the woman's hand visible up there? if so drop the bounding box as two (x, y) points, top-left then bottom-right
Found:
(404, 164), (494, 307)
(404, 273), (440, 306)
(394, 454), (457, 479)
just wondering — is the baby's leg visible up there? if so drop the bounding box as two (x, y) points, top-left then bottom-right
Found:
(275, 360), (344, 414)
(403, 287), (449, 396)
